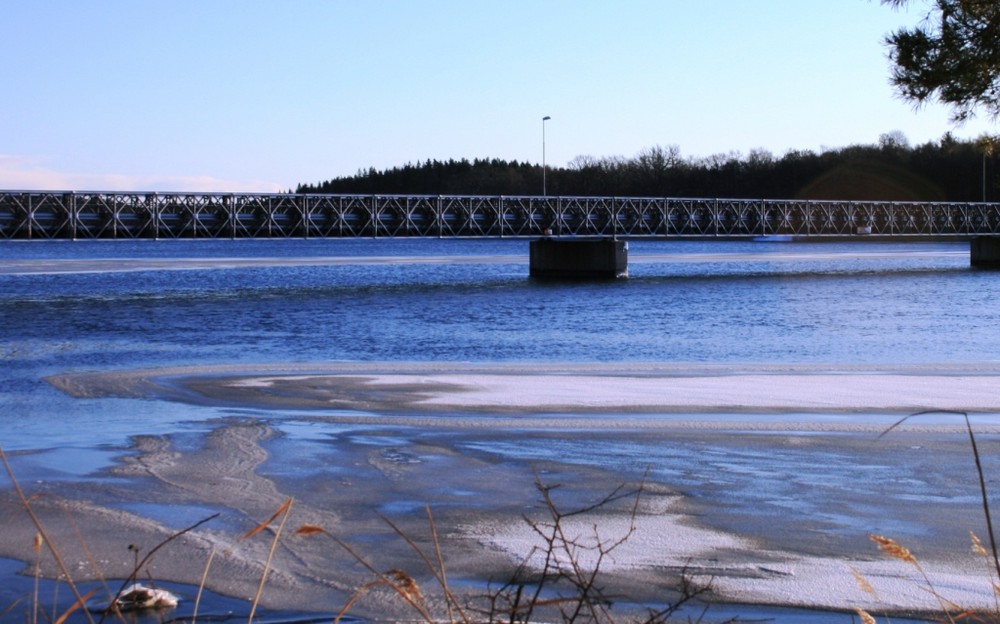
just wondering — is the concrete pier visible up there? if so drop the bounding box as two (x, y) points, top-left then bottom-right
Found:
(529, 238), (628, 279)
(971, 236), (1000, 268)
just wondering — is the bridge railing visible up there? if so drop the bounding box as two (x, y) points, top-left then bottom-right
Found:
(3, 191), (1000, 240)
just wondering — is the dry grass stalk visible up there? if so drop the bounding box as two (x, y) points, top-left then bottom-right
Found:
(855, 607), (877, 624)
(241, 497), (293, 540)
(59, 504), (112, 599)
(291, 520), (450, 624)
(426, 505), (459, 624)
(848, 566), (896, 624)
(871, 529), (963, 622)
(191, 546), (216, 622)
(378, 507), (473, 624)
(333, 567), (434, 624)
(874, 410), (1000, 624)
(331, 538), (437, 624)
(970, 531), (1000, 614)
(384, 569), (425, 605)
(245, 497), (294, 623)
(0, 599), (25, 623)
(850, 566), (875, 596)
(54, 589), (97, 624)
(289, 522), (436, 623)
(0, 445), (96, 624)
(32, 532), (43, 624)
(884, 412), (1000, 579)
(972, 531), (990, 558)
(292, 523), (326, 537)
(869, 535), (917, 565)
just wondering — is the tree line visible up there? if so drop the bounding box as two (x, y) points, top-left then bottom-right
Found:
(296, 132), (997, 202)
(299, 1), (1000, 202)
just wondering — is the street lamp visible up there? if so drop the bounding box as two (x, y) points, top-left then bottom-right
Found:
(542, 116), (551, 196)
(978, 135), (995, 202)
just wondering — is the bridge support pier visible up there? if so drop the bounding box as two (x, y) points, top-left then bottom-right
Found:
(529, 238), (628, 279)
(971, 236), (1000, 268)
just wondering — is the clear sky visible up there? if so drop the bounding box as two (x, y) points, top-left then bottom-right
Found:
(1, 1), (995, 193)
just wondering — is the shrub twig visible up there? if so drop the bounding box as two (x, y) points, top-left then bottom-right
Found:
(483, 469), (711, 624)
(99, 511), (219, 623)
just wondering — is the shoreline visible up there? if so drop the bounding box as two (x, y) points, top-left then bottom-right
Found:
(46, 361), (1000, 429)
(7, 362), (1000, 619)
(3, 418), (988, 620)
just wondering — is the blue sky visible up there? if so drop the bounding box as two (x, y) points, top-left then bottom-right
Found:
(1, 1), (994, 193)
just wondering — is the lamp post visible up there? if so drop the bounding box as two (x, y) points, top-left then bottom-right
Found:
(978, 134), (995, 202)
(542, 116), (551, 196)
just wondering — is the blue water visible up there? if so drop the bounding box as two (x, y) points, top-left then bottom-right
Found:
(0, 237), (991, 452)
(0, 237), (989, 622)
(0, 238), (988, 369)
(0, 239), (993, 443)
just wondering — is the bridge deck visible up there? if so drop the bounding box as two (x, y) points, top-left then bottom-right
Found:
(3, 191), (1000, 240)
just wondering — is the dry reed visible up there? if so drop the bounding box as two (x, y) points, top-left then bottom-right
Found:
(855, 607), (878, 624)
(870, 410), (1000, 624)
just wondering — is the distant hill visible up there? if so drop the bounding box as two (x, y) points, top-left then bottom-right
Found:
(297, 134), (995, 202)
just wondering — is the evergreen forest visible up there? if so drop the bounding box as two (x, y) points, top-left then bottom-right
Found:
(297, 132), (998, 202)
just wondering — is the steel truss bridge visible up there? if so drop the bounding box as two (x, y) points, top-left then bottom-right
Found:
(4, 191), (1000, 240)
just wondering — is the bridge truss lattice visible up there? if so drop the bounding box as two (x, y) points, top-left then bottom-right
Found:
(3, 191), (1000, 239)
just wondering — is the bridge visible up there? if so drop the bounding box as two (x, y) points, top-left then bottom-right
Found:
(4, 190), (1000, 276)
